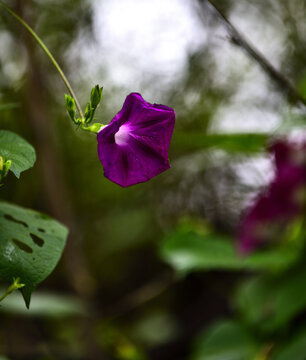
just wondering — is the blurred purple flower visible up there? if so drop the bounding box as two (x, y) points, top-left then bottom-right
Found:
(97, 93), (175, 187)
(238, 139), (306, 254)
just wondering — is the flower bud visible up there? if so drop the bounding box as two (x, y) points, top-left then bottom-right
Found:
(90, 85), (103, 109)
(3, 159), (11, 174)
(65, 94), (76, 123)
(0, 157), (11, 185)
(84, 102), (93, 124)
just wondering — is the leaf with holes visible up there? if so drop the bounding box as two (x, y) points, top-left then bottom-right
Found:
(0, 130), (36, 178)
(0, 201), (68, 307)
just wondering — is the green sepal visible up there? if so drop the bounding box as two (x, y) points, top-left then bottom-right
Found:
(64, 94), (76, 123)
(81, 123), (105, 134)
(90, 85), (103, 109)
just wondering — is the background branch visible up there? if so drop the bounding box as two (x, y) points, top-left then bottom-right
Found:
(199, 0), (306, 107)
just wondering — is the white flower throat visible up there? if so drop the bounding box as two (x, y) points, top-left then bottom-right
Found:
(114, 124), (131, 146)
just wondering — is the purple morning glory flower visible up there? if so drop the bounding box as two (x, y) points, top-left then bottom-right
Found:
(238, 139), (306, 254)
(97, 93), (175, 187)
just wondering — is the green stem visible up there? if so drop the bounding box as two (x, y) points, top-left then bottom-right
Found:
(0, 278), (25, 303)
(0, 1), (84, 119)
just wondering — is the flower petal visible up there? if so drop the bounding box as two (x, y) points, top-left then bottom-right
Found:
(238, 139), (306, 254)
(97, 93), (175, 187)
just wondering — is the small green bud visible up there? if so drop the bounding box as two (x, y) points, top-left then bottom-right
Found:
(65, 94), (76, 123)
(3, 160), (11, 174)
(0, 277), (25, 302)
(0, 157), (11, 186)
(90, 85), (103, 109)
(10, 277), (25, 292)
(84, 102), (93, 124)
(65, 94), (75, 111)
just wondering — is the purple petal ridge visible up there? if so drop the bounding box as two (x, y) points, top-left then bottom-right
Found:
(97, 93), (175, 187)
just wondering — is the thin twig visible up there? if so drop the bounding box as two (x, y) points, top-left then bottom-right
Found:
(200, 0), (306, 107)
(103, 272), (174, 319)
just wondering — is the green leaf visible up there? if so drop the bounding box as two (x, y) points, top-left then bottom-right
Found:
(234, 266), (306, 334)
(130, 311), (179, 346)
(160, 230), (299, 273)
(272, 328), (306, 360)
(0, 201), (68, 307)
(0, 130), (36, 178)
(172, 132), (269, 154)
(0, 103), (20, 112)
(191, 320), (259, 360)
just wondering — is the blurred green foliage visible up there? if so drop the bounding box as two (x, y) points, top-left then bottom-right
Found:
(1, 0), (306, 359)
(161, 228), (301, 273)
(191, 321), (260, 360)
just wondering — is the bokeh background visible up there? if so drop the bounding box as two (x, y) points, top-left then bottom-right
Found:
(1, 0), (306, 359)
